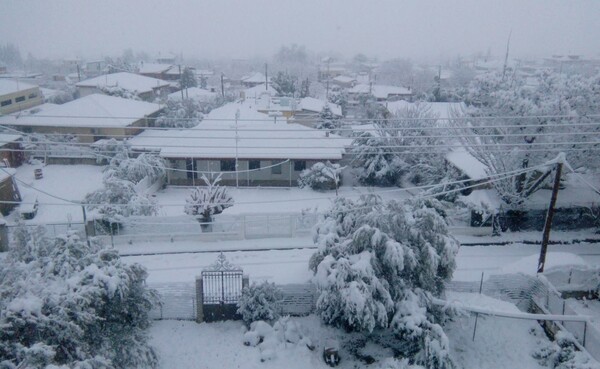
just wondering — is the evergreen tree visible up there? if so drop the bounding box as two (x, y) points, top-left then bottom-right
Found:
(180, 67), (198, 88)
(271, 71), (298, 97)
(184, 174), (234, 231)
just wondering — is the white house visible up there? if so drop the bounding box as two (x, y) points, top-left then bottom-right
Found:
(128, 100), (350, 186)
(240, 72), (270, 88)
(0, 80), (44, 115)
(76, 72), (171, 101)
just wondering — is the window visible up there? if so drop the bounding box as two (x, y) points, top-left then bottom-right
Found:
(220, 159), (235, 171)
(249, 160), (260, 170)
(28, 92), (38, 99)
(15, 96), (25, 103)
(186, 158), (197, 179)
(271, 160), (282, 174)
(294, 160), (306, 171)
(1, 100), (11, 107)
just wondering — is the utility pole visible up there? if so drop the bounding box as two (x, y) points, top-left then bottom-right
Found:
(537, 159), (564, 273)
(502, 30), (512, 80)
(179, 65), (184, 100)
(265, 63), (268, 90)
(220, 73), (225, 99)
(235, 110), (240, 188)
(326, 59), (330, 100)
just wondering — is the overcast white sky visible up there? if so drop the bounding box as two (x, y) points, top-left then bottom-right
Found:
(1, 0), (599, 61)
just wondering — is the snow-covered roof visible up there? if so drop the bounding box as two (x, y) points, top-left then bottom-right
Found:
(0, 80), (39, 95)
(241, 72), (270, 84)
(243, 83), (277, 99)
(138, 62), (173, 74)
(0, 133), (23, 146)
(0, 94), (162, 128)
(76, 72), (170, 94)
(168, 87), (217, 102)
(446, 149), (488, 180)
(39, 87), (60, 99)
(332, 75), (356, 83)
(299, 97), (342, 116)
(129, 100), (350, 160)
(349, 84), (412, 99)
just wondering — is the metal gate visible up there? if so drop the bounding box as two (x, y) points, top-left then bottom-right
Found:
(198, 253), (247, 322)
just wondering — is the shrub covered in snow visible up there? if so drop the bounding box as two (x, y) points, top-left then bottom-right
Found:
(155, 98), (204, 128)
(237, 281), (283, 325)
(350, 132), (406, 186)
(242, 317), (314, 362)
(85, 177), (158, 232)
(534, 331), (600, 369)
(0, 227), (159, 369)
(104, 152), (167, 185)
(184, 174), (234, 231)
(298, 161), (343, 192)
(310, 195), (459, 368)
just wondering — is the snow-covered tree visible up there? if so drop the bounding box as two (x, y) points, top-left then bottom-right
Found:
(299, 78), (310, 98)
(316, 104), (341, 130)
(99, 85), (140, 100)
(184, 174), (234, 231)
(180, 67), (197, 88)
(85, 177), (158, 231)
(93, 138), (130, 165)
(271, 71), (298, 97)
(0, 228), (158, 369)
(310, 195), (459, 368)
(329, 91), (348, 117)
(104, 153), (167, 185)
(351, 131), (406, 186)
(453, 70), (600, 207)
(155, 98), (203, 128)
(298, 161), (344, 194)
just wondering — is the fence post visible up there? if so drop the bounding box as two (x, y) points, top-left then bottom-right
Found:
(583, 321), (587, 347)
(473, 272), (484, 341)
(197, 275), (204, 322)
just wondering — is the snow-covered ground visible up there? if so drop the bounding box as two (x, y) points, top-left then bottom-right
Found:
(122, 237), (600, 285)
(149, 294), (551, 369)
(8, 163), (104, 224)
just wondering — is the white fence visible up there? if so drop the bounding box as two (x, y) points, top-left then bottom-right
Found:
(93, 212), (319, 246)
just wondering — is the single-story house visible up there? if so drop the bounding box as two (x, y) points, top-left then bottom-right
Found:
(348, 84), (413, 103)
(240, 83), (277, 100)
(0, 167), (21, 215)
(138, 62), (189, 81)
(76, 72), (171, 101)
(84, 60), (107, 77)
(332, 75), (357, 88)
(0, 94), (163, 143)
(240, 72), (270, 88)
(0, 80), (44, 115)
(291, 97), (343, 127)
(0, 133), (25, 167)
(168, 87), (218, 103)
(128, 100), (350, 186)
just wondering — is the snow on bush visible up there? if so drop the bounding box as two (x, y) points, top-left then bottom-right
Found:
(0, 227), (159, 369)
(104, 152), (167, 185)
(534, 331), (600, 369)
(155, 98), (204, 128)
(184, 174), (234, 231)
(310, 195), (459, 368)
(85, 177), (158, 231)
(237, 281), (283, 325)
(242, 317), (314, 362)
(298, 161), (343, 192)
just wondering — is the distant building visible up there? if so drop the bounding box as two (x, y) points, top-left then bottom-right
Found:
(0, 133), (25, 167)
(0, 80), (44, 115)
(0, 167), (21, 215)
(0, 94), (163, 143)
(76, 72), (171, 101)
(240, 72), (270, 88)
(348, 84), (413, 104)
(138, 62), (189, 81)
(84, 60), (107, 77)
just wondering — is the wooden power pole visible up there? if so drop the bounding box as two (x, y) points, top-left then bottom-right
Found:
(537, 160), (563, 273)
